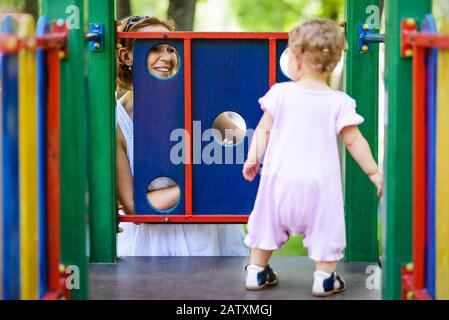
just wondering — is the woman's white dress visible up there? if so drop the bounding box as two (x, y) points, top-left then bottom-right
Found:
(116, 102), (249, 256)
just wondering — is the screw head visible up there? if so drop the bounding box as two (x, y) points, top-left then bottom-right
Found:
(27, 38), (37, 49)
(56, 19), (65, 27)
(164, 217), (169, 222)
(363, 24), (369, 31)
(59, 50), (66, 59)
(406, 263), (414, 272)
(59, 264), (66, 274)
(405, 49), (414, 57)
(406, 18), (416, 28)
(406, 291), (414, 300)
(94, 42), (101, 49)
(116, 43), (123, 49)
(6, 37), (18, 51)
(362, 45), (369, 53)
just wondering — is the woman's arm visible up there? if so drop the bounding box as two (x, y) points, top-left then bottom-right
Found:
(147, 186), (180, 211)
(341, 125), (383, 197)
(116, 127), (135, 214)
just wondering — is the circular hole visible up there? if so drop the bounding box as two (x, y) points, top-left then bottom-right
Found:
(211, 111), (247, 145)
(147, 177), (180, 212)
(146, 44), (181, 80)
(279, 47), (292, 80)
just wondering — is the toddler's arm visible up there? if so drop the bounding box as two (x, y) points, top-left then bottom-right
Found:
(243, 110), (273, 182)
(341, 125), (383, 197)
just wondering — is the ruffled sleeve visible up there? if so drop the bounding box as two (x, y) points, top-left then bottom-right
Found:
(335, 96), (364, 134)
(258, 83), (280, 119)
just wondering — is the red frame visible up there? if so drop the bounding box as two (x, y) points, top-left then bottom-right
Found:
(401, 18), (449, 300)
(116, 32), (288, 224)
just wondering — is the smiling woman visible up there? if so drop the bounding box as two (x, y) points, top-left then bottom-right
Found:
(147, 44), (181, 79)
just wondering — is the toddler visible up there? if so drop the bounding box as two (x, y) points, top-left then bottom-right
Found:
(242, 19), (383, 296)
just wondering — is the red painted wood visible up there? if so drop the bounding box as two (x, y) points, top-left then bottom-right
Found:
(184, 39), (193, 217)
(412, 46), (427, 290)
(404, 32), (449, 50)
(269, 39), (277, 87)
(117, 31), (288, 40)
(46, 48), (61, 291)
(118, 215), (249, 223)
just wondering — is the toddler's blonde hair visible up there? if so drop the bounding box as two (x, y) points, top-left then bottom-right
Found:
(288, 19), (346, 74)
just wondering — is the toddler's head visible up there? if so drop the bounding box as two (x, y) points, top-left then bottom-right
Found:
(288, 19), (345, 80)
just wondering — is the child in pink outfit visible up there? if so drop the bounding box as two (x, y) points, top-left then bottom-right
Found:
(242, 19), (383, 297)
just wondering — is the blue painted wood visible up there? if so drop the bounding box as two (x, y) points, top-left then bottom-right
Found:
(134, 40), (186, 214)
(1, 15), (20, 300)
(191, 40), (267, 214)
(36, 16), (49, 299)
(423, 14), (437, 299)
(276, 40), (290, 83)
(134, 39), (271, 215)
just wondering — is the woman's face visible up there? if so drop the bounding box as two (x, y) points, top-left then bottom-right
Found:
(135, 24), (178, 79)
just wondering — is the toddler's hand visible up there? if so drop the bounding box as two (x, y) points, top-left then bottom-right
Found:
(243, 159), (260, 182)
(369, 170), (383, 198)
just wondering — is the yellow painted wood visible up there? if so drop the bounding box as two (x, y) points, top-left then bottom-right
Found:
(18, 14), (38, 300)
(436, 18), (449, 300)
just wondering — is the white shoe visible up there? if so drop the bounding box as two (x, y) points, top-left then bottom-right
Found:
(245, 264), (279, 291)
(312, 270), (346, 297)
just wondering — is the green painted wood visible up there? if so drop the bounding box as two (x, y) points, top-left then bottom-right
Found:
(41, 0), (89, 300)
(344, 0), (380, 262)
(382, 0), (432, 300)
(88, 0), (117, 263)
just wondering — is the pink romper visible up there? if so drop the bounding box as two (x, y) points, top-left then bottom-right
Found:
(244, 82), (364, 262)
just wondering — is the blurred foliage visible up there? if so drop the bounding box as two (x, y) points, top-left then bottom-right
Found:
(230, 0), (344, 31)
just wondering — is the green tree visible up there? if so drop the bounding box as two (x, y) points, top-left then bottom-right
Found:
(231, 0), (344, 31)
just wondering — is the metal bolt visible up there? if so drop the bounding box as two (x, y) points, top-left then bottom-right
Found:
(59, 50), (66, 59)
(406, 291), (414, 300)
(59, 264), (66, 274)
(406, 18), (416, 28)
(405, 49), (414, 58)
(95, 24), (100, 29)
(27, 38), (37, 49)
(94, 42), (101, 49)
(362, 45), (369, 53)
(6, 38), (18, 51)
(56, 19), (65, 27)
(363, 24), (369, 31)
(406, 263), (414, 272)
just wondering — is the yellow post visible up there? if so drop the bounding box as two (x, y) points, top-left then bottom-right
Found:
(18, 14), (38, 300)
(436, 18), (449, 300)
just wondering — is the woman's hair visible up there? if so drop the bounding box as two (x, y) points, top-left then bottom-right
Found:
(288, 19), (345, 74)
(116, 16), (176, 90)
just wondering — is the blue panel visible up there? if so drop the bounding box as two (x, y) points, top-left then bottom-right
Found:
(276, 40), (290, 83)
(1, 15), (20, 300)
(36, 16), (48, 299)
(423, 14), (437, 299)
(191, 40), (268, 214)
(133, 40), (185, 214)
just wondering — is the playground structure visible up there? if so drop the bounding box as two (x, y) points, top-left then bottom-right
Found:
(0, 0), (448, 300)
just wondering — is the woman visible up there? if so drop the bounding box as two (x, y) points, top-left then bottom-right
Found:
(115, 16), (249, 256)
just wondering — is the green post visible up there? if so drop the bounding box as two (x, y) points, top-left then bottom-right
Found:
(41, 0), (89, 300)
(344, 0), (379, 262)
(88, 0), (117, 263)
(383, 0), (432, 300)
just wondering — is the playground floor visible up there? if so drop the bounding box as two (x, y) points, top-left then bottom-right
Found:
(89, 257), (381, 300)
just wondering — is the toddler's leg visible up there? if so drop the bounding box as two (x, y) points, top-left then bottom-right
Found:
(245, 248), (278, 290)
(312, 261), (346, 297)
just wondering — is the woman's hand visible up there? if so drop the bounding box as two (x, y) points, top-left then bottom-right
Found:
(242, 159), (260, 182)
(369, 170), (383, 198)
